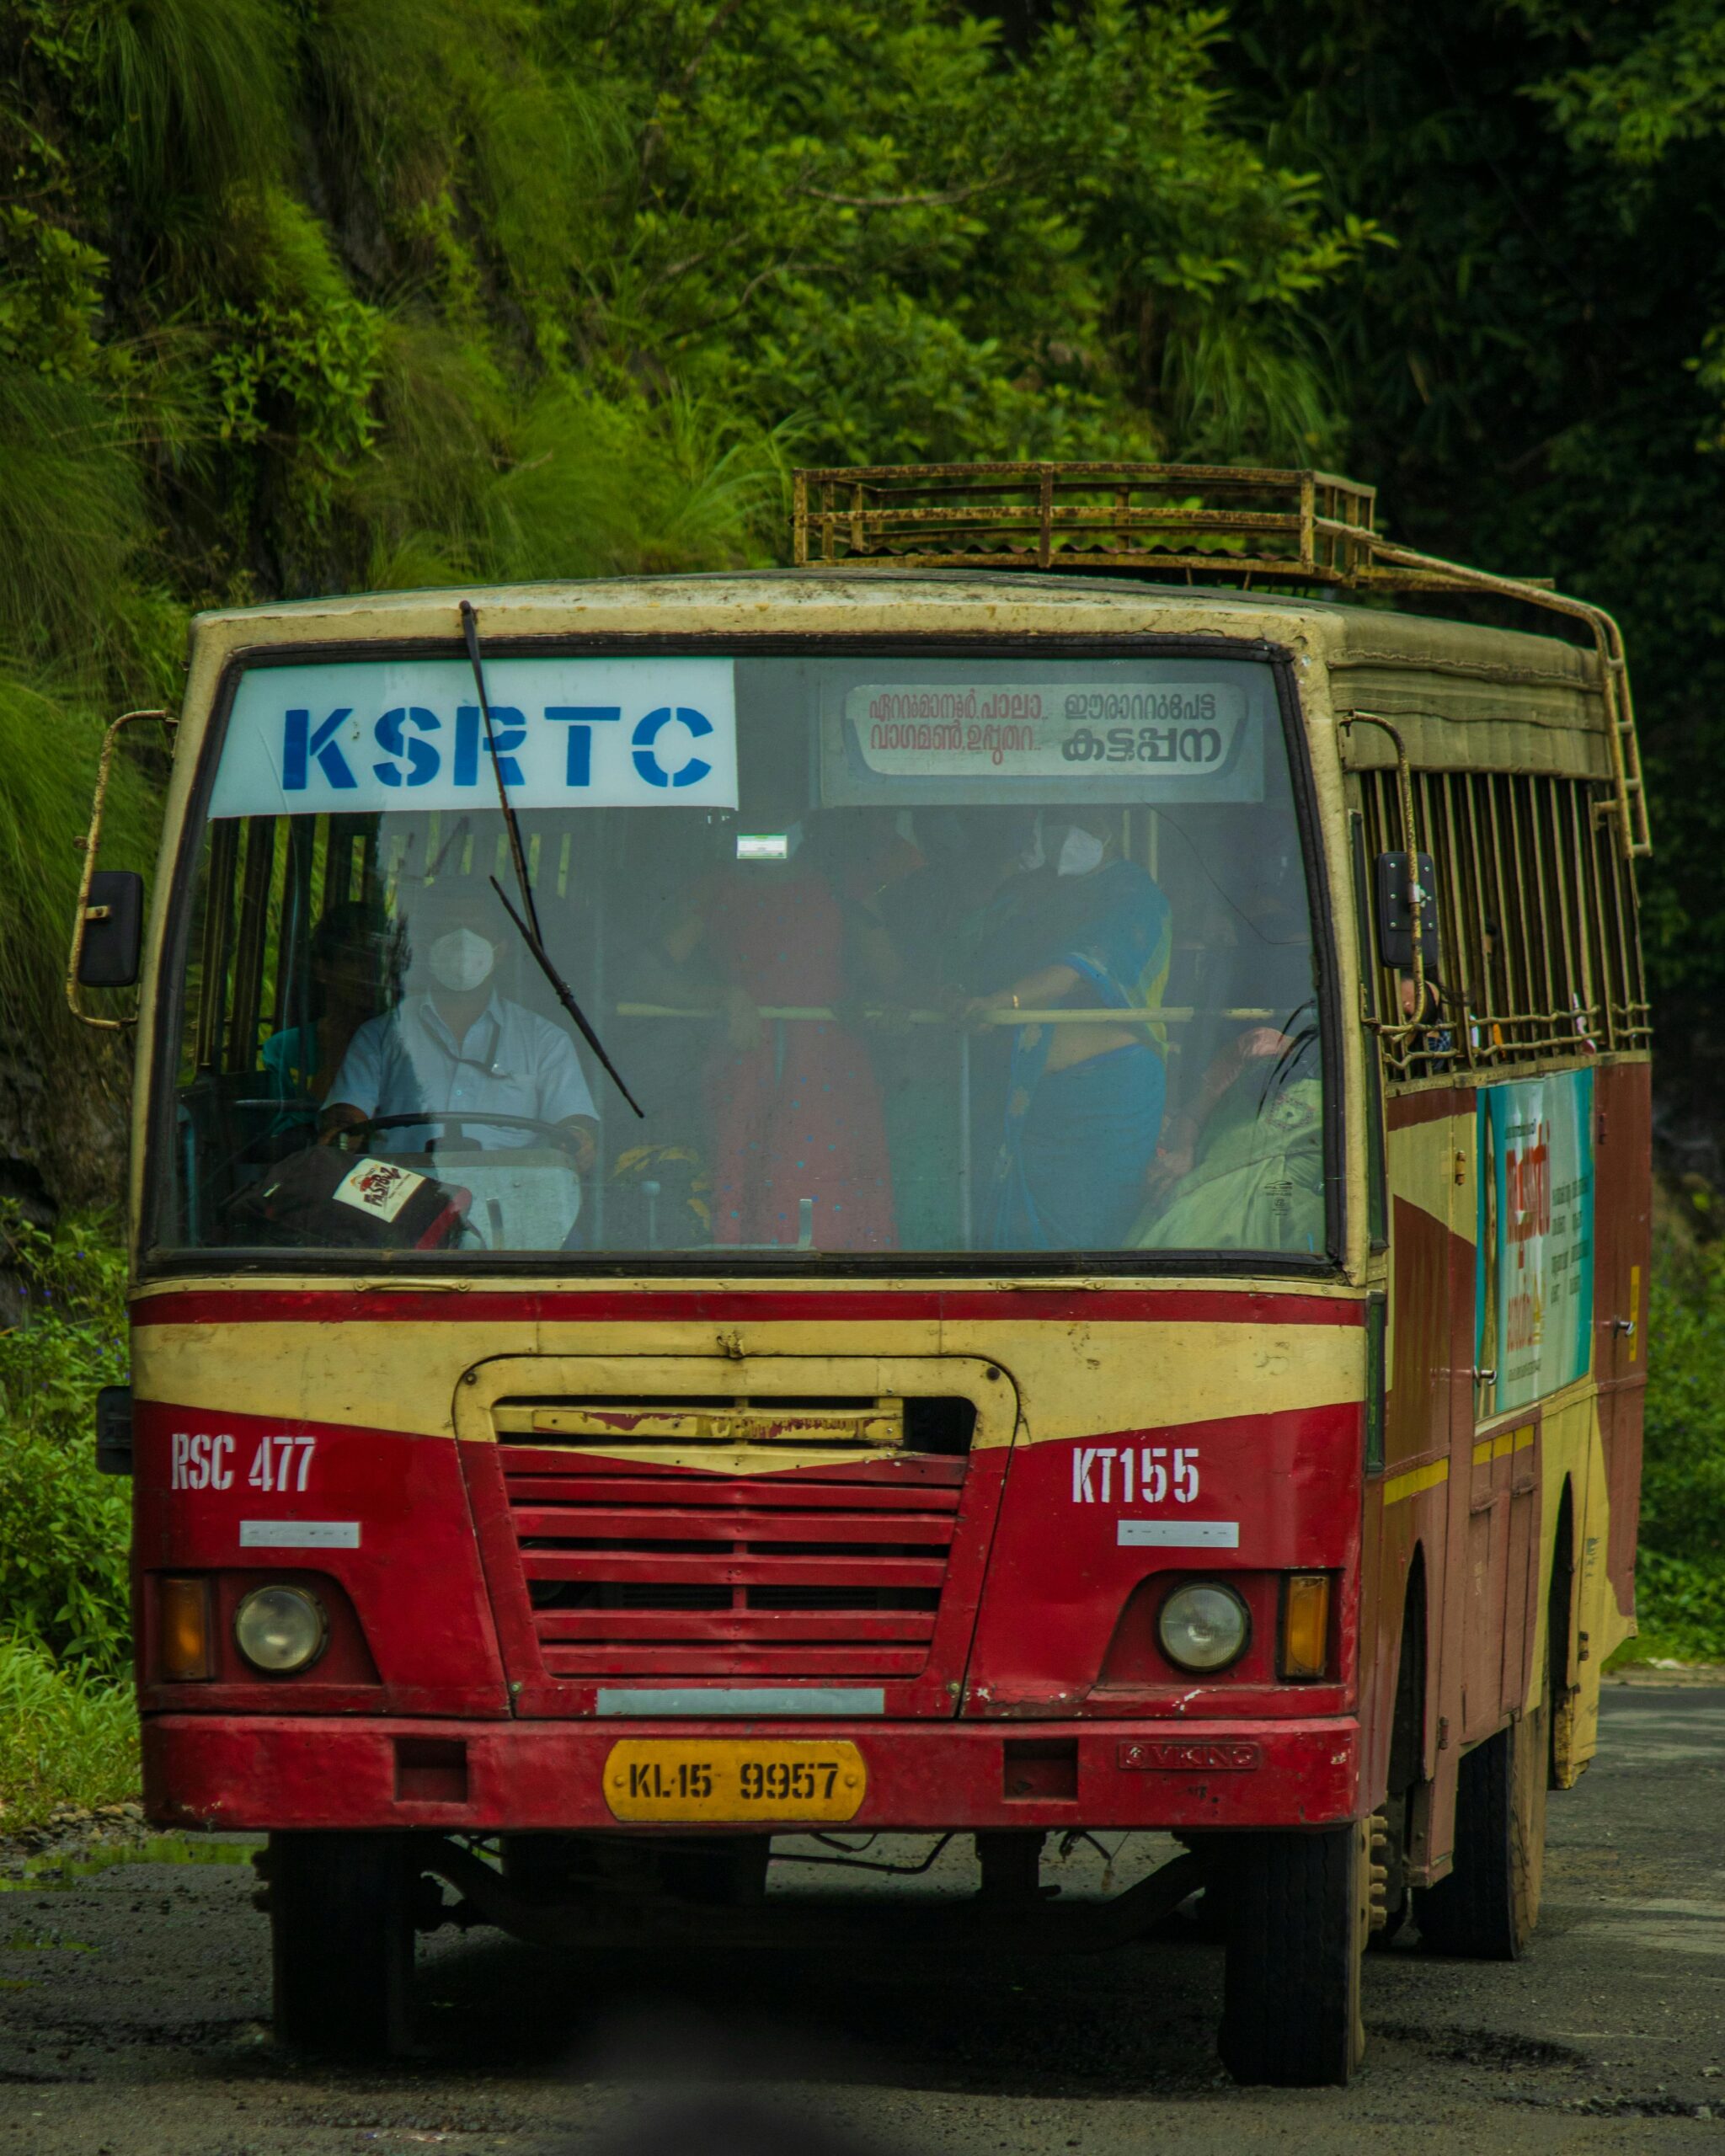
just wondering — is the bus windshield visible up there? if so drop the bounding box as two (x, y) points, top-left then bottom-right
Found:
(158, 646), (1328, 1264)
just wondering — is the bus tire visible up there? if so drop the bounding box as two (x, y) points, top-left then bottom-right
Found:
(1218, 1821), (1369, 2087)
(1417, 1634), (1549, 1961)
(270, 1831), (415, 2056)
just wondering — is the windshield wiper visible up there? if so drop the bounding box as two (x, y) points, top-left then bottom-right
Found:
(459, 600), (644, 1118)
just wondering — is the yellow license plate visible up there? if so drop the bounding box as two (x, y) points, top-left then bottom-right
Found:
(602, 1739), (867, 1822)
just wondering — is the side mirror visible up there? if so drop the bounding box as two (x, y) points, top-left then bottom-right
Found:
(77, 870), (144, 988)
(1375, 851), (1439, 971)
(96, 1385), (133, 1476)
(66, 706), (173, 1030)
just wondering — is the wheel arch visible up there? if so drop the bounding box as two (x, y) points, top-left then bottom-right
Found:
(1388, 1543), (1430, 1794)
(1548, 1476), (1582, 1787)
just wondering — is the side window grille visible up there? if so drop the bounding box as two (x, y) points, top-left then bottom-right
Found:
(1354, 766), (1648, 1082)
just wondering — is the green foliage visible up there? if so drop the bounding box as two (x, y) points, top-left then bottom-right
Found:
(1628, 1550), (1725, 1662)
(1218, 1), (1725, 1107)
(1608, 1230), (1725, 1659)
(0, 1632), (138, 1831)
(0, 675), (163, 1123)
(0, 3), (1378, 1180)
(1641, 1233), (1725, 1564)
(90, 0), (294, 207)
(0, 0), (1375, 654)
(0, 1207), (131, 1675)
(0, 375), (145, 670)
(1521, 0), (1725, 169)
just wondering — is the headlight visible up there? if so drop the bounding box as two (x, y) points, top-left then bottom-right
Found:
(1157, 1582), (1250, 1673)
(233, 1585), (328, 1674)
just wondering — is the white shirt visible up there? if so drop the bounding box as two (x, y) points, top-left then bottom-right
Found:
(328, 993), (596, 1149)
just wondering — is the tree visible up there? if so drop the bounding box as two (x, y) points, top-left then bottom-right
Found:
(1223, 0), (1725, 1139)
(0, 0), (1375, 1209)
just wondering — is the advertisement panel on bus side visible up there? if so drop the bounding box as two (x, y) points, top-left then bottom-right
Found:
(1475, 1068), (1595, 1415)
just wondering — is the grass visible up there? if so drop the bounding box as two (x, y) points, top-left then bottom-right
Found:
(0, 1634), (138, 1834)
(0, 1209), (139, 1831)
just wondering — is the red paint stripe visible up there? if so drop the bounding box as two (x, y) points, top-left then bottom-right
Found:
(131, 1284), (1362, 1329)
(1386, 1087), (1466, 1131)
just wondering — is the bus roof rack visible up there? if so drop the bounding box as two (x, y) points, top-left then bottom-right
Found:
(790, 461), (1649, 857)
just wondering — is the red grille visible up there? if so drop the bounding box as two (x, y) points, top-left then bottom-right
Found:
(497, 1446), (968, 1679)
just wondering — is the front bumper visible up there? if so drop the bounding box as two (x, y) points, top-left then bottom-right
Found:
(144, 1713), (1360, 1833)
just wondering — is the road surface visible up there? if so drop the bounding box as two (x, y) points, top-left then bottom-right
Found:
(2, 1684), (1722, 2153)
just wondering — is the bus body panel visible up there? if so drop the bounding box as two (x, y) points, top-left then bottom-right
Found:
(131, 1281), (1364, 1758)
(1375, 1053), (1648, 1868)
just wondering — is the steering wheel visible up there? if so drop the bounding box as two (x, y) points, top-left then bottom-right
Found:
(334, 1112), (589, 1161)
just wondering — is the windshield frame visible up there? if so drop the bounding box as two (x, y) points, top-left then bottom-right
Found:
(137, 625), (1345, 1280)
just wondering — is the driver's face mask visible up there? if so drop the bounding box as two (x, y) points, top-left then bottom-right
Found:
(428, 926), (496, 994)
(1056, 824), (1106, 878)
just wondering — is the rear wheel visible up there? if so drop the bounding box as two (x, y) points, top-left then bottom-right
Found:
(1218, 1821), (1369, 2087)
(1418, 1636), (1550, 1960)
(268, 1832), (416, 2056)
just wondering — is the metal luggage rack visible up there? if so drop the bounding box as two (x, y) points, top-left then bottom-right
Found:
(790, 461), (1650, 858)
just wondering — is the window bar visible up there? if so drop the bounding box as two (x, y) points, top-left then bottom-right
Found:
(1509, 783), (1546, 1053)
(1557, 778), (1589, 1049)
(195, 819), (239, 1072)
(1481, 776), (1518, 1055)
(1430, 771), (1475, 1071)
(1439, 771), (1479, 1070)
(1502, 774), (1541, 1055)
(1624, 848), (1650, 1039)
(1600, 803), (1638, 1042)
(1560, 781), (1604, 1053)
(1459, 771), (1498, 1064)
(273, 816), (317, 1036)
(1530, 780), (1569, 1049)
(227, 817), (278, 1075)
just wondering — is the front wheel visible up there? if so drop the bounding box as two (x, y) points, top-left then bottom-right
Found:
(1218, 1821), (1369, 2086)
(267, 1832), (416, 2056)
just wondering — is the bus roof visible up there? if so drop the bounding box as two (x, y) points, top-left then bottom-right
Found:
(183, 561), (1637, 848)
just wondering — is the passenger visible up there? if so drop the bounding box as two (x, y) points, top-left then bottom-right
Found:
(657, 799), (896, 1251)
(875, 808), (1041, 1248)
(962, 810), (1171, 1251)
(1135, 846), (1322, 1253)
(320, 886), (598, 1169)
(1132, 1030), (1323, 1254)
(261, 900), (398, 1129)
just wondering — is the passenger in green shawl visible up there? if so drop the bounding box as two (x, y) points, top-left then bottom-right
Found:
(1133, 1031), (1324, 1255)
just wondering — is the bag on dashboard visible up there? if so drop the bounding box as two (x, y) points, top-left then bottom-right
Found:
(225, 1145), (470, 1251)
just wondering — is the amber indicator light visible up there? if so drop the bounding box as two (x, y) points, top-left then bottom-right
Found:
(1281, 1573), (1332, 1680)
(159, 1576), (215, 1682)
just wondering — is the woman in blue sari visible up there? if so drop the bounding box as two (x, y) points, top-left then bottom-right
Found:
(963, 814), (1171, 1251)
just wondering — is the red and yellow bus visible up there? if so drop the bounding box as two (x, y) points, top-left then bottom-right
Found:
(74, 466), (1649, 2084)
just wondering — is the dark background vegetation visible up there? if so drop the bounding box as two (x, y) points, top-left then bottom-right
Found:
(3, 0), (1724, 1812)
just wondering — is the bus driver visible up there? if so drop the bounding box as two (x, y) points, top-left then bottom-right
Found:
(319, 888), (599, 1171)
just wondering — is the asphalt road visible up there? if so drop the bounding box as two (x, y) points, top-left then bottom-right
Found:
(3, 1683), (1722, 2155)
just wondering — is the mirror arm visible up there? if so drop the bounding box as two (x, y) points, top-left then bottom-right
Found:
(67, 707), (175, 1031)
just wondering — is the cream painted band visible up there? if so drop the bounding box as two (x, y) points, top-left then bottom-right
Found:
(1382, 1458), (1450, 1507)
(131, 1316), (1364, 1449)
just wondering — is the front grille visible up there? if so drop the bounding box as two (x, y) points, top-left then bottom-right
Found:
(499, 1447), (968, 1678)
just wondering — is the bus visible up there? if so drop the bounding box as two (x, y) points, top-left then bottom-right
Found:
(72, 464), (1650, 2086)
